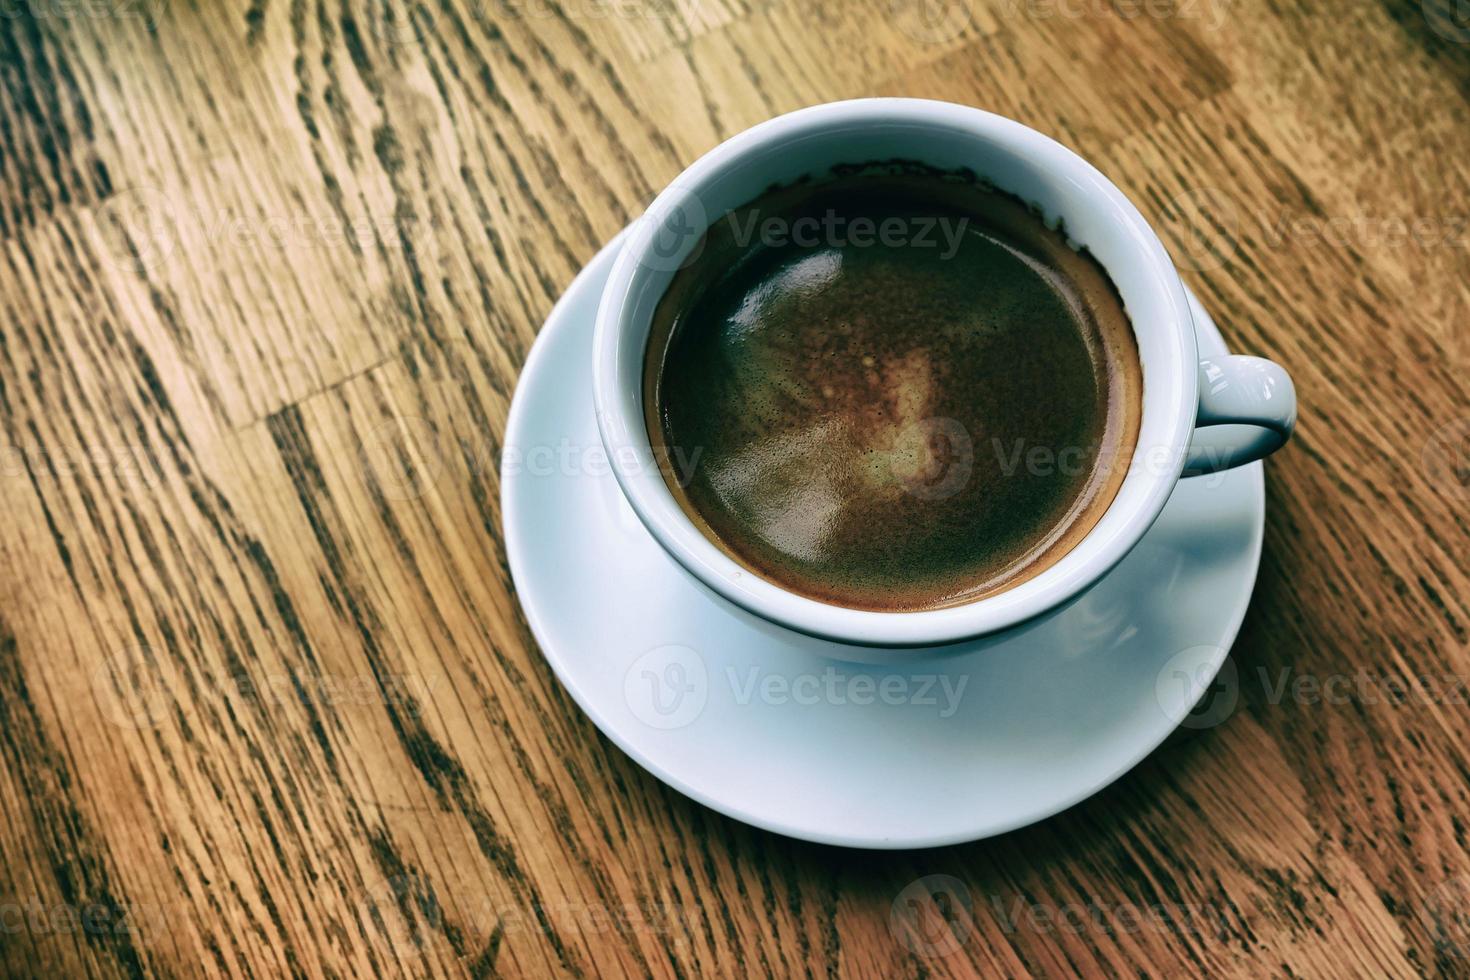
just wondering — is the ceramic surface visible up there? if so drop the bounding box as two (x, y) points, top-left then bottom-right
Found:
(502, 235), (1265, 848)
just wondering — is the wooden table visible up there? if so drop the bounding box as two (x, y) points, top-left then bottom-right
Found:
(2, 1), (1468, 976)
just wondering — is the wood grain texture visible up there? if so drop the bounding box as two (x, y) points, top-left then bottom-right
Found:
(1, 0), (1468, 976)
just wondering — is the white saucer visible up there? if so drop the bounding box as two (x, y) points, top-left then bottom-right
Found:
(502, 233), (1264, 849)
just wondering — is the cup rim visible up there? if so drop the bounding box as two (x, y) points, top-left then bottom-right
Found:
(591, 98), (1196, 648)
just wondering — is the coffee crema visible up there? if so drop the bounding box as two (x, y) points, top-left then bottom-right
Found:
(643, 170), (1142, 612)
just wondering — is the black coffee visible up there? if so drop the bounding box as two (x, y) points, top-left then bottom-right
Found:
(643, 170), (1142, 612)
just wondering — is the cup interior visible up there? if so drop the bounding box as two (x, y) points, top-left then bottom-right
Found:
(594, 100), (1195, 648)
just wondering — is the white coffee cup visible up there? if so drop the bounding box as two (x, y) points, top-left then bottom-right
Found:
(592, 99), (1295, 651)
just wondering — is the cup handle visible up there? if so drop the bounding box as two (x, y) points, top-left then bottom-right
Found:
(1182, 355), (1297, 476)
